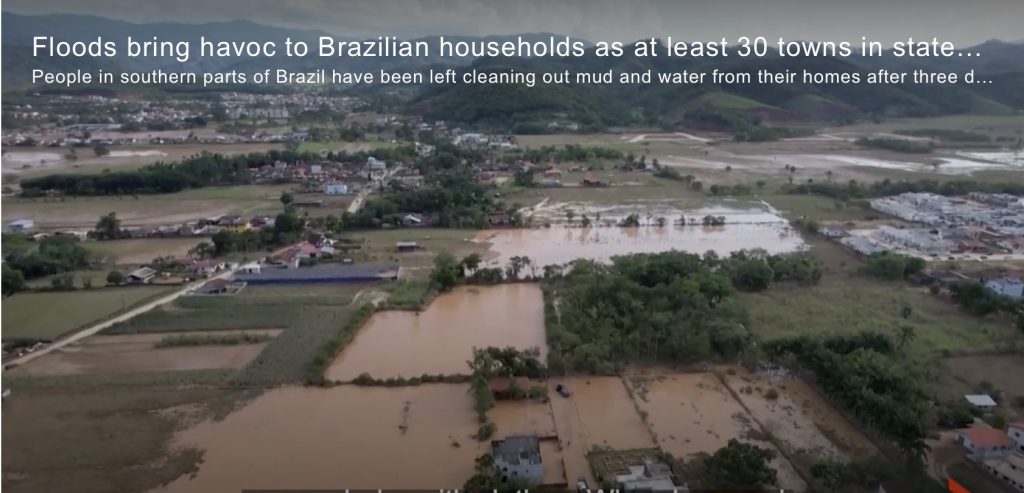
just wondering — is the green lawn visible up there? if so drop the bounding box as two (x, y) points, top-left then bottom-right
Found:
(84, 238), (205, 265)
(2, 286), (170, 341)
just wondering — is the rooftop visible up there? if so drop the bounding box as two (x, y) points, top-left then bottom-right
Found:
(965, 394), (998, 407)
(491, 436), (541, 466)
(958, 425), (1015, 448)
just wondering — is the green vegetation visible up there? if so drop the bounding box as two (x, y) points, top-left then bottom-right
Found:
(703, 439), (778, 489)
(154, 332), (274, 348)
(894, 128), (991, 143)
(304, 304), (375, 386)
(785, 178), (1024, 200)
(859, 253), (926, 281)
(2, 235), (94, 294)
(766, 332), (929, 460)
(2, 286), (169, 341)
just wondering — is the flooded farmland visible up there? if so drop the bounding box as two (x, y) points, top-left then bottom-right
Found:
(480, 204), (804, 266)
(8, 330), (280, 376)
(325, 284), (546, 380)
(627, 372), (806, 490)
(158, 384), (486, 492)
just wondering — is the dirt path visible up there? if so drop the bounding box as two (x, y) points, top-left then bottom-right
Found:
(4, 244), (296, 369)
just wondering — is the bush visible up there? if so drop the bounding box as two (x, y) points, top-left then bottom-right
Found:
(474, 422), (496, 441)
(764, 388), (780, 400)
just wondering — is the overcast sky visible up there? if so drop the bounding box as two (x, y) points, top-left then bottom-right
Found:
(5, 0), (1023, 45)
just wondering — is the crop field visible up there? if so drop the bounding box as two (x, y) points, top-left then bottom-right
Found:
(1, 286), (171, 341)
(342, 228), (487, 275)
(84, 238), (205, 265)
(2, 184), (291, 229)
(942, 354), (1024, 402)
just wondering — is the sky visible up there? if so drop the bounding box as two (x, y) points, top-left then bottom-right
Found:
(4, 0), (1023, 45)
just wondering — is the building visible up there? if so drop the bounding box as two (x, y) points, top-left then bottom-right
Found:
(126, 267), (157, 284)
(965, 394), (999, 411)
(491, 436), (543, 485)
(615, 460), (683, 492)
(821, 226), (847, 238)
(984, 277), (1024, 300)
(185, 260), (226, 278)
(233, 262), (400, 284)
(980, 452), (1024, 492)
(395, 241), (419, 252)
(1010, 423), (1024, 453)
(6, 219), (34, 233)
(324, 183), (348, 195)
(957, 425), (1016, 458)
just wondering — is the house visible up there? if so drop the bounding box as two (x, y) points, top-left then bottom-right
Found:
(984, 277), (1024, 300)
(198, 278), (234, 295)
(324, 183), (348, 195)
(186, 259), (226, 278)
(238, 262), (262, 275)
(965, 394), (999, 411)
(218, 216), (250, 232)
(956, 425), (1016, 458)
(821, 226), (847, 238)
(581, 175), (604, 187)
(126, 267), (157, 284)
(1010, 423), (1024, 453)
(395, 241), (419, 252)
(233, 262), (400, 284)
(491, 436), (543, 485)
(488, 377), (532, 400)
(979, 452), (1024, 491)
(615, 460), (683, 492)
(294, 198), (324, 208)
(401, 214), (423, 227)
(6, 219), (35, 233)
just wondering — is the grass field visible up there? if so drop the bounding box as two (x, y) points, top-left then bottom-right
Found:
(740, 239), (1018, 359)
(84, 238), (205, 265)
(297, 140), (402, 154)
(1, 286), (171, 341)
(2, 184), (291, 229)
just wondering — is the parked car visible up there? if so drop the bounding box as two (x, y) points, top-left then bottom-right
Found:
(556, 384), (571, 398)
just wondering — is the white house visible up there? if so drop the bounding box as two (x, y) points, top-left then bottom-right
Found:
(1009, 423), (1024, 453)
(957, 425), (1016, 458)
(965, 394), (999, 412)
(491, 436), (543, 485)
(6, 219), (34, 233)
(985, 277), (1024, 300)
(324, 183), (348, 195)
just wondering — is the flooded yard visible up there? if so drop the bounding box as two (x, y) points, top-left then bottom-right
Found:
(8, 330), (281, 376)
(480, 204), (803, 266)
(719, 369), (878, 462)
(158, 384), (486, 492)
(325, 284), (546, 380)
(548, 376), (656, 485)
(626, 372), (806, 490)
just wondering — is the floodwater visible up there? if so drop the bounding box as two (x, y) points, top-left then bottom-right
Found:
(720, 369), (877, 460)
(627, 372), (806, 490)
(480, 205), (803, 266)
(1, 151), (64, 168)
(547, 376), (655, 486)
(9, 330), (280, 376)
(157, 384), (486, 492)
(325, 284), (546, 380)
(108, 150), (168, 158)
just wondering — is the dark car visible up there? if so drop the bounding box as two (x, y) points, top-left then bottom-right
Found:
(556, 384), (571, 398)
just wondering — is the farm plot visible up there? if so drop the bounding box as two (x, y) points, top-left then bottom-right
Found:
(6, 329), (281, 377)
(84, 238), (205, 265)
(2, 287), (171, 341)
(626, 372), (806, 490)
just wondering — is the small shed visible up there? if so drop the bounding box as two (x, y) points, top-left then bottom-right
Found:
(965, 394), (998, 411)
(395, 241), (419, 252)
(126, 267), (157, 284)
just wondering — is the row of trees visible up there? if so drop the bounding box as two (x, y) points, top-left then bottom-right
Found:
(764, 332), (931, 461)
(2, 235), (94, 296)
(785, 177), (1024, 200)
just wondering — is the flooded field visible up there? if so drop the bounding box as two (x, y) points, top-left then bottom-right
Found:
(719, 369), (877, 461)
(548, 376), (655, 485)
(627, 372), (805, 490)
(325, 284), (546, 380)
(8, 329), (280, 376)
(158, 384), (486, 492)
(481, 204), (803, 266)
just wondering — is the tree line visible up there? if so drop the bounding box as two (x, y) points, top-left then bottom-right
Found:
(784, 177), (1024, 201)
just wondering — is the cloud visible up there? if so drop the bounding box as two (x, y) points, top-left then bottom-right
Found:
(4, 0), (1023, 45)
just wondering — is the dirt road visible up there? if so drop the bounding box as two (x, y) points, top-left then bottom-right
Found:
(4, 244), (295, 369)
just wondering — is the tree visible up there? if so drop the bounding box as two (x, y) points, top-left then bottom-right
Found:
(189, 242), (215, 259)
(565, 209), (576, 225)
(94, 212), (122, 240)
(900, 303), (913, 320)
(461, 253), (482, 273)
(2, 264), (26, 296)
(810, 460), (843, 492)
(280, 192), (294, 206)
(704, 439), (778, 489)
(430, 252), (461, 291)
(732, 258), (774, 292)
(106, 270), (125, 286)
(93, 144), (110, 157)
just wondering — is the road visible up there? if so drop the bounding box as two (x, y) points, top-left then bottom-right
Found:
(4, 244), (295, 369)
(346, 164), (402, 214)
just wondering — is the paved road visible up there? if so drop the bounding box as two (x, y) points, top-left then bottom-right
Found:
(4, 244), (295, 369)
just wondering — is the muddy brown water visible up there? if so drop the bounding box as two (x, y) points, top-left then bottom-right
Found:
(8, 330), (281, 376)
(628, 372), (806, 490)
(325, 284), (546, 380)
(478, 214), (804, 266)
(157, 384), (487, 492)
